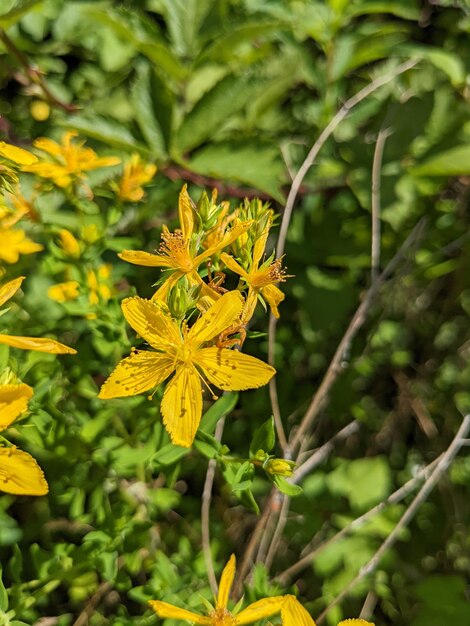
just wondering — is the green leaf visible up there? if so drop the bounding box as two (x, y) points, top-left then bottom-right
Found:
(273, 475), (303, 497)
(0, 566), (8, 612)
(412, 145), (470, 177)
(132, 61), (174, 158)
(175, 74), (264, 153)
(186, 142), (285, 201)
(200, 391), (238, 434)
(61, 115), (147, 153)
(0, 0), (42, 27)
(326, 457), (391, 512)
(346, 1), (420, 21)
(152, 443), (189, 467)
(159, 0), (213, 58)
(250, 416), (276, 456)
(403, 44), (466, 86)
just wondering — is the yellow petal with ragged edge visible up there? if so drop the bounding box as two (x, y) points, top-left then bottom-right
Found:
(338, 620), (375, 626)
(148, 601), (211, 624)
(160, 365), (202, 448)
(121, 297), (182, 351)
(33, 136), (62, 156)
(0, 276), (25, 307)
(194, 347), (275, 391)
(118, 249), (175, 268)
(0, 383), (33, 431)
(236, 596), (285, 625)
(262, 283), (285, 318)
(0, 447), (48, 496)
(178, 184), (194, 241)
(220, 253), (249, 280)
(0, 141), (38, 165)
(0, 334), (76, 354)
(98, 351), (174, 399)
(194, 220), (253, 265)
(188, 291), (244, 346)
(280, 596), (316, 626)
(217, 554), (236, 609)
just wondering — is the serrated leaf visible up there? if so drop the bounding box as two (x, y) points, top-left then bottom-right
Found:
(61, 115), (147, 153)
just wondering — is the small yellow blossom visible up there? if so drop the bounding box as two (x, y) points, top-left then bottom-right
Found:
(58, 229), (81, 258)
(48, 281), (80, 303)
(22, 131), (120, 187)
(281, 597), (374, 626)
(119, 185), (252, 304)
(0, 276), (76, 354)
(82, 224), (99, 243)
(99, 291), (275, 447)
(0, 141), (38, 166)
(117, 153), (156, 202)
(87, 264), (112, 306)
(221, 213), (289, 322)
(0, 382), (48, 496)
(264, 458), (296, 477)
(0, 228), (43, 264)
(149, 554), (287, 625)
(30, 100), (51, 121)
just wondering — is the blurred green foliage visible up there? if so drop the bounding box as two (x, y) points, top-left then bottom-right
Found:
(1, 0), (470, 625)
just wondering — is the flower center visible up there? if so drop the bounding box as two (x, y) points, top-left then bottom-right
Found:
(250, 258), (287, 288)
(159, 230), (194, 272)
(209, 608), (237, 626)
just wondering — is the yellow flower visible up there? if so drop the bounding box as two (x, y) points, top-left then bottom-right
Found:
(221, 215), (288, 322)
(281, 597), (374, 626)
(0, 276), (76, 354)
(0, 141), (38, 166)
(22, 131), (120, 187)
(149, 554), (287, 625)
(47, 280), (80, 303)
(0, 383), (48, 496)
(58, 229), (81, 258)
(98, 291), (275, 447)
(87, 264), (112, 306)
(119, 185), (252, 303)
(0, 228), (43, 264)
(118, 153), (157, 202)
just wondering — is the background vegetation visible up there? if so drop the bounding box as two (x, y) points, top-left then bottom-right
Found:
(1, 1), (470, 625)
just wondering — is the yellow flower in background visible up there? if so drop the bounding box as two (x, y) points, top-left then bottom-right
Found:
(87, 264), (112, 306)
(58, 229), (81, 258)
(0, 228), (43, 264)
(99, 291), (275, 447)
(22, 131), (120, 187)
(0, 276), (76, 354)
(221, 214), (289, 321)
(0, 382), (48, 496)
(149, 554), (286, 625)
(281, 597), (374, 626)
(47, 280), (80, 303)
(0, 141), (38, 166)
(119, 185), (252, 303)
(118, 153), (156, 202)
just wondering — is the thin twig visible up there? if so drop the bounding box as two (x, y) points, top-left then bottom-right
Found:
(316, 414), (470, 623)
(265, 493), (290, 569)
(289, 217), (426, 453)
(0, 29), (78, 113)
(276, 451), (443, 585)
(360, 591), (378, 621)
(292, 421), (360, 485)
(267, 58), (419, 459)
(72, 581), (112, 626)
(371, 128), (391, 282)
(201, 417), (226, 597)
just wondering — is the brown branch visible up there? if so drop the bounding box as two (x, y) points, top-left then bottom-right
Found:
(72, 581), (113, 626)
(0, 28), (78, 113)
(316, 414), (470, 623)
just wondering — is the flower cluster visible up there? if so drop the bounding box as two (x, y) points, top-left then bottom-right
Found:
(100, 185), (290, 447)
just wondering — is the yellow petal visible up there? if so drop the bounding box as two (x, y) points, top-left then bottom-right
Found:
(118, 249), (175, 268)
(121, 297), (182, 351)
(262, 284), (285, 318)
(0, 141), (38, 165)
(178, 184), (194, 241)
(195, 220), (253, 265)
(98, 351), (174, 399)
(148, 601), (211, 624)
(0, 276), (25, 307)
(338, 621), (375, 626)
(194, 348), (275, 391)
(280, 596), (316, 626)
(160, 365), (202, 447)
(252, 212), (273, 267)
(0, 447), (48, 496)
(0, 383), (33, 431)
(0, 334), (76, 354)
(220, 253), (249, 279)
(188, 291), (244, 346)
(217, 554), (236, 609)
(236, 596), (285, 625)
(33, 136), (62, 156)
